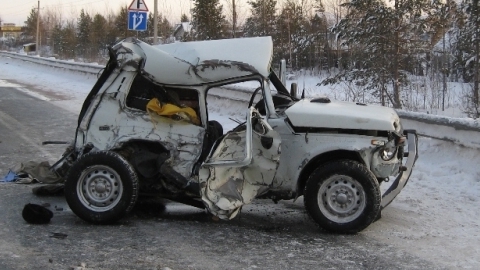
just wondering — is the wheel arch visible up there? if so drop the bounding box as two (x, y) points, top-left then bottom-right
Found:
(296, 150), (364, 197)
(109, 139), (172, 183)
(112, 139), (170, 158)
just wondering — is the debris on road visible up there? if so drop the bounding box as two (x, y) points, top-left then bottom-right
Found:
(22, 203), (53, 224)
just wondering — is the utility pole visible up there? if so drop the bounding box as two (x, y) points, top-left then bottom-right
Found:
(153, 0), (158, 45)
(36, 1), (40, 55)
(232, 0), (236, 38)
(475, 0), (480, 117)
(393, 0), (400, 108)
(0, 18), (2, 50)
(287, 10), (292, 69)
(442, 27), (446, 111)
(475, 29), (479, 115)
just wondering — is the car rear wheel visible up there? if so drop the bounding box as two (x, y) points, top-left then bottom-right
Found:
(304, 160), (381, 234)
(65, 151), (139, 224)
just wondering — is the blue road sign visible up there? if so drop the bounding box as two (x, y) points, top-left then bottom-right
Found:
(128, 11), (148, 31)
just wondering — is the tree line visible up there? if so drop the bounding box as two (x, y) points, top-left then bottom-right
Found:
(6, 0), (480, 117)
(20, 5), (172, 61)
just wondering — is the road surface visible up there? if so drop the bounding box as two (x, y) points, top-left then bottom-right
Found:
(0, 80), (445, 269)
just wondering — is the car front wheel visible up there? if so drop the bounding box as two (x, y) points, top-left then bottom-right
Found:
(304, 160), (381, 234)
(65, 151), (139, 224)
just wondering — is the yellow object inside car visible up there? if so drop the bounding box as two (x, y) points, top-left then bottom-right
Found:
(146, 98), (200, 125)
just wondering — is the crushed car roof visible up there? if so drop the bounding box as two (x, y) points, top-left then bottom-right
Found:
(119, 37), (273, 86)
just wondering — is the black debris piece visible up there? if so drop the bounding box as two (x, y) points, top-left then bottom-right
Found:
(22, 203), (53, 224)
(49, 232), (68, 239)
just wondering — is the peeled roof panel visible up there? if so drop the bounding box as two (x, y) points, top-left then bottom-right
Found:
(140, 37), (273, 85)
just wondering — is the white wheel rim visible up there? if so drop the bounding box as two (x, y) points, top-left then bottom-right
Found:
(317, 175), (366, 223)
(77, 165), (123, 212)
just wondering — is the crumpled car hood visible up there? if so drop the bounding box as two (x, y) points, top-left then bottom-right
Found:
(285, 99), (400, 131)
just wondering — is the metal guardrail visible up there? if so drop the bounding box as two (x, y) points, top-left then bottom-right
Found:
(397, 111), (480, 149)
(0, 51), (103, 75)
(2, 51), (480, 149)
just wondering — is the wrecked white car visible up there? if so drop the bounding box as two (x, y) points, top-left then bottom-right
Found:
(52, 37), (418, 233)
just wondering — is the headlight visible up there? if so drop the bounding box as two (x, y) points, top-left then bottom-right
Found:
(380, 140), (397, 161)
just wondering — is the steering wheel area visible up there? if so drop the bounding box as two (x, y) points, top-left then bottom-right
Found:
(248, 87), (262, 108)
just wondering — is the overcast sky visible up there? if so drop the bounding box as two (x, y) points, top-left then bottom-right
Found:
(1, 0), (250, 26)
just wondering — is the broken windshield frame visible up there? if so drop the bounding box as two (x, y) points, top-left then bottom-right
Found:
(268, 70), (296, 100)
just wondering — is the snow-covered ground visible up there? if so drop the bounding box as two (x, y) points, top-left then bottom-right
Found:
(1, 56), (479, 269)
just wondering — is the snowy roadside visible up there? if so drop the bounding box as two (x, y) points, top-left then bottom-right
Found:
(1, 55), (479, 269)
(366, 138), (480, 269)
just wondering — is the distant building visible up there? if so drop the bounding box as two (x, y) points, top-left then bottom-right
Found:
(22, 43), (36, 52)
(0, 23), (23, 40)
(173, 22), (192, 41)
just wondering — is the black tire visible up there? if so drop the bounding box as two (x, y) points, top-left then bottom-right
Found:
(304, 160), (381, 234)
(65, 151), (139, 224)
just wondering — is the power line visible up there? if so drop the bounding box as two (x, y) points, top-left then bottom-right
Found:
(2, 1), (38, 11)
(43, 0), (106, 9)
(2, 0), (108, 14)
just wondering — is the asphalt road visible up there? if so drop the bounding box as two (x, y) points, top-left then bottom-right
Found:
(0, 82), (444, 270)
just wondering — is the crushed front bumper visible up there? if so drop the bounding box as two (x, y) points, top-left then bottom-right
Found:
(381, 129), (419, 209)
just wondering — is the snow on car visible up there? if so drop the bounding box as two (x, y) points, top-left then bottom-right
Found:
(51, 37), (418, 233)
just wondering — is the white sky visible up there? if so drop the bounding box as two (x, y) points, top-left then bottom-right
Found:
(0, 0), (251, 26)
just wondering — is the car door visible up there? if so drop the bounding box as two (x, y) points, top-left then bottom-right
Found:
(198, 107), (282, 220)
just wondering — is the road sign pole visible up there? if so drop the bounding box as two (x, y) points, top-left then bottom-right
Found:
(36, 1), (40, 54)
(154, 0), (158, 44)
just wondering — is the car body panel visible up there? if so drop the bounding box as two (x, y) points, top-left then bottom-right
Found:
(138, 36), (273, 85)
(199, 108), (281, 219)
(285, 99), (400, 131)
(265, 118), (401, 192)
(56, 37), (418, 231)
(77, 70), (205, 178)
